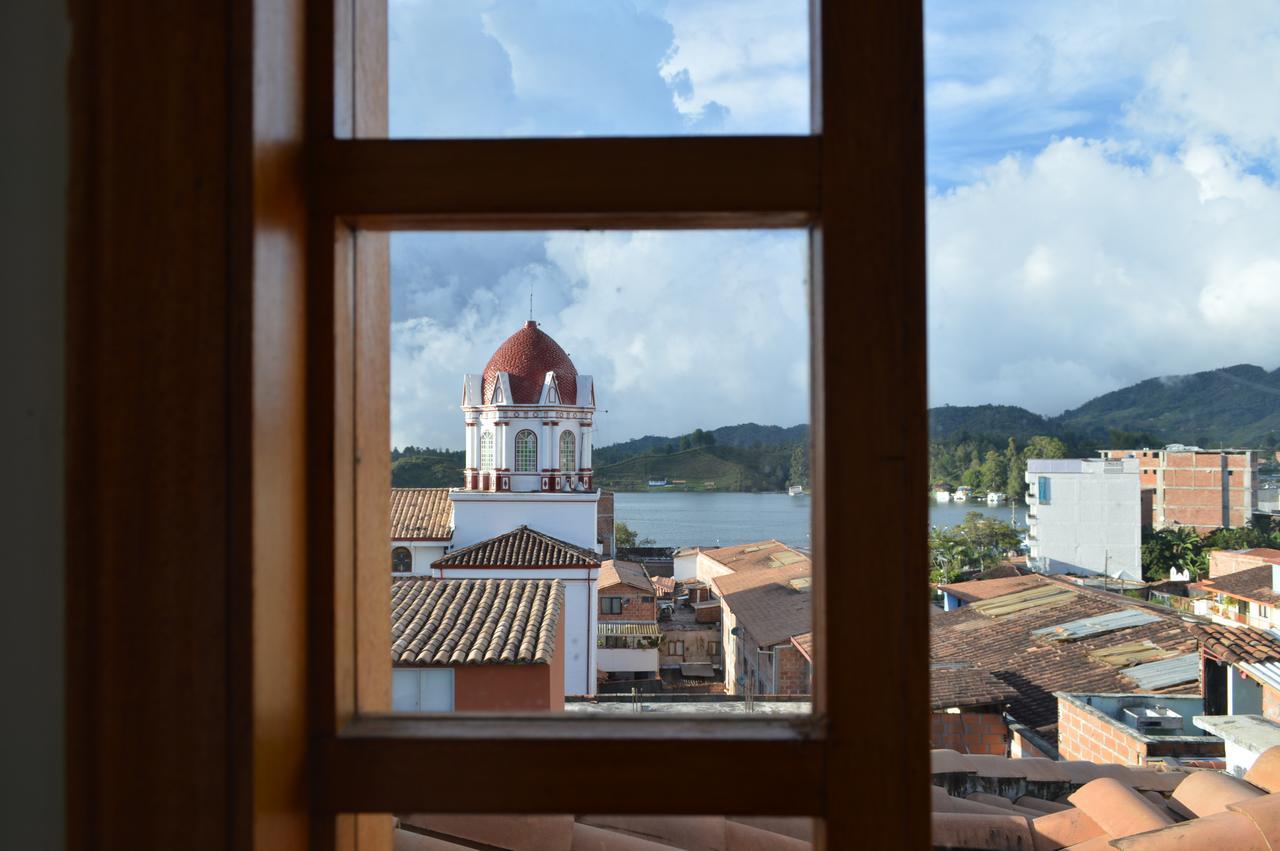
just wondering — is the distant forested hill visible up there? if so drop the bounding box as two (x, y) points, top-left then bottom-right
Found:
(391, 446), (465, 488)
(930, 364), (1280, 449)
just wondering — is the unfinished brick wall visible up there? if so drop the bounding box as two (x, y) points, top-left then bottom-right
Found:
(1265, 684), (1280, 724)
(931, 712), (1008, 755)
(774, 644), (810, 695)
(1058, 698), (1148, 765)
(1009, 728), (1050, 759)
(598, 584), (656, 621)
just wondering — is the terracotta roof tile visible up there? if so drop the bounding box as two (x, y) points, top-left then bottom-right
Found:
(700, 540), (809, 573)
(390, 577), (562, 665)
(1030, 807), (1105, 850)
(598, 559), (654, 593)
(791, 632), (813, 662)
(1109, 809), (1270, 850)
(711, 563), (811, 648)
(931, 584), (1201, 733)
(651, 576), (676, 596)
(390, 487), (453, 540)
(930, 812), (1035, 850)
(940, 574), (1049, 603)
(1192, 622), (1280, 665)
(1227, 792), (1280, 845)
(1169, 769), (1265, 817)
(433, 526), (600, 569)
(482, 321), (578, 406)
(931, 662), (1020, 710)
(1200, 565), (1280, 606)
(1068, 777), (1173, 838)
(1245, 746), (1280, 793)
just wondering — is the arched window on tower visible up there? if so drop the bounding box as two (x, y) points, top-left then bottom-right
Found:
(559, 430), (576, 470)
(391, 546), (412, 573)
(514, 429), (537, 472)
(479, 430), (494, 470)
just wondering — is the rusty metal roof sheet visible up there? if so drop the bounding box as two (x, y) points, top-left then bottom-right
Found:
(1032, 608), (1162, 642)
(969, 584), (1078, 618)
(1119, 653), (1200, 689)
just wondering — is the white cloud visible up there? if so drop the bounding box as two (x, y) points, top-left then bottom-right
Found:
(928, 138), (1280, 415)
(391, 231), (809, 449)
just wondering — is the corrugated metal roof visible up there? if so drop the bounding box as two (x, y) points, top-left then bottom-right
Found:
(1088, 640), (1173, 668)
(597, 622), (662, 637)
(1241, 661), (1280, 693)
(970, 584), (1078, 618)
(1119, 653), (1200, 689)
(1031, 608), (1161, 641)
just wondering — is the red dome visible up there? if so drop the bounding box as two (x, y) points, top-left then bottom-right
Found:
(483, 321), (578, 405)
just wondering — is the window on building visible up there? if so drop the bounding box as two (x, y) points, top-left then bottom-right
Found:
(668, 640), (686, 657)
(600, 597), (623, 615)
(708, 641), (720, 656)
(479, 430), (494, 469)
(514, 429), (538, 472)
(392, 546), (413, 573)
(1038, 476), (1051, 504)
(559, 430), (575, 471)
(1258, 603), (1271, 619)
(641, 595), (654, 604)
(1238, 599), (1250, 616)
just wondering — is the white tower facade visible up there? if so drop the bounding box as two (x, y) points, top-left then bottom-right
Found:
(445, 321), (603, 695)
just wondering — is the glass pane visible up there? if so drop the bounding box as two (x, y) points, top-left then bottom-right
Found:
(388, 229), (812, 713)
(927, 2), (1280, 840)
(386, 0), (810, 137)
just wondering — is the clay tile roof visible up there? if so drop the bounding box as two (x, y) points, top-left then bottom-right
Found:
(930, 813), (1035, 850)
(711, 563), (811, 648)
(1068, 777), (1173, 838)
(651, 576), (676, 596)
(390, 577), (562, 665)
(1200, 564), (1280, 606)
(482, 321), (578, 406)
(433, 526), (601, 569)
(700, 540), (809, 573)
(390, 487), (453, 540)
(931, 583), (1201, 733)
(929, 662), (1019, 710)
(598, 559), (654, 593)
(1169, 770), (1264, 817)
(938, 574), (1049, 603)
(1245, 746), (1280, 793)
(1191, 622), (1280, 665)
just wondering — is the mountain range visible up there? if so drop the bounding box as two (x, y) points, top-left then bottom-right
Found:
(932, 363), (1280, 448)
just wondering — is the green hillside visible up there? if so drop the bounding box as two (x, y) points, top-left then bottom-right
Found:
(391, 448), (464, 488)
(594, 444), (797, 492)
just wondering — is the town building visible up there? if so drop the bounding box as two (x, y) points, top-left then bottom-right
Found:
(1195, 549), (1280, 631)
(390, 577), (564, 712)
(931, 575), (1203, 751)
(390, 486), (453, 573)
(428, 526), (601, 696)
(657, 587), (724, 688)
(929, 662), (1018, 755)
(1055, 692), (1224, 767)
(714, 563), (812, 696)
(1102, 446), (1260, 532)
(595, 559), (660, 683)
(1024, 457), (1142, 581)
(694, 539), (808, 586)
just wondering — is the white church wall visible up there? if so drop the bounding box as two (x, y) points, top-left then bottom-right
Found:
(450, 491), (601, 551)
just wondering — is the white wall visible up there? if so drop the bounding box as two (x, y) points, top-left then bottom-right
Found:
(673, 552), (699, 580)
(696, 553), (734, 586)
(391, 541), (448, 574)
(1, 2), (68, 847)
(597, 648), (659, 675)
(450, 491), (600, 551)
(1026, 459), (1142, 581)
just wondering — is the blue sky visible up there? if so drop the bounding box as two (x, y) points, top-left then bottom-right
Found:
(389, 0), (1280, 449)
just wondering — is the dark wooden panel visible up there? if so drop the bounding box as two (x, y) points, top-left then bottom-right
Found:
(318, 716), (826, 816)
(67, 2), (231, 849)
(311, 136), (820, 228)
(813, 0), (929, 849)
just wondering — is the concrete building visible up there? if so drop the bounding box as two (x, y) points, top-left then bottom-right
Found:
(428, 526), (601, 696)
(1102, 446), (1260, 532)
(1025, 457), (1142, 582)
(596, 559), (660, 682)
(1196, 551), (1280, 631)
(390, 577), (565, 713)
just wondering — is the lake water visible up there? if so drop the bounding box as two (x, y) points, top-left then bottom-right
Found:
(611, 492), (1028, 549)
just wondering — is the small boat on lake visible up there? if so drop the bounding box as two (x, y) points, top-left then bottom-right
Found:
(953, 486), (972, 503)
(934, 488), (951, 503)
(788, 485), (804, 497)
(986, 491), (1006, 505)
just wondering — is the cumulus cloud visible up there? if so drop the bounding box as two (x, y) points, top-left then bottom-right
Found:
(391, 231), (809, 449)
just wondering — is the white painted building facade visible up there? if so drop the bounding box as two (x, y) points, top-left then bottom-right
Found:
(1025, 457), (1142, 582)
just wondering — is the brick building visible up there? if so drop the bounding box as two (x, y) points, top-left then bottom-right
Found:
(390, 577), (565, 712)
(1196, 550), (1280, 630)
(596, 559), (660, 682)
(1055, 692), (1224, 766)
(929, 662), (1018, 755)
(1102, 446), (1260, 532)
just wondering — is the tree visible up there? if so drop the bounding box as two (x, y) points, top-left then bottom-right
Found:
(788, 445), (809, 487)
(929, 514), (1023, 583)
(1004, 437), (1022, 502)
(978, 449), (1008, 495)
(615, 521), (638, 550)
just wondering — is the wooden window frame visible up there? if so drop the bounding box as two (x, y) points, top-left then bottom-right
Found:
(307, 1), (926, 848)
